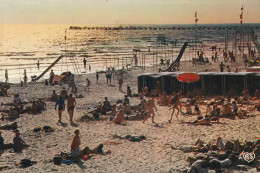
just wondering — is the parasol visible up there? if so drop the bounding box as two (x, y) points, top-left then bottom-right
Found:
(177, 73), (200, 83)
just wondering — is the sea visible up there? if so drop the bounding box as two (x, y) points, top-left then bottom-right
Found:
(0, 23), (259, 83)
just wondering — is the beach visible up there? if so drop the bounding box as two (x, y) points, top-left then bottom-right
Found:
(0, 58), (259, 173)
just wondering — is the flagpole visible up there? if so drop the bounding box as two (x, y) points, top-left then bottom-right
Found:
(195, 11), (198, 60)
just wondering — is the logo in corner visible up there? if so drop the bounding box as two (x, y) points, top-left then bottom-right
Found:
(242, 152), (255, 163)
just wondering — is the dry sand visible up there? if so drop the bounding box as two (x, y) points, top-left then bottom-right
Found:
(0, 59), (259, 173)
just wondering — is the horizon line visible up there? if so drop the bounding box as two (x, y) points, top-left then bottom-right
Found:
(1, 22), (260, 25)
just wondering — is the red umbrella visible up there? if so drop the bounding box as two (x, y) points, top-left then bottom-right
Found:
(177, 73), (200, 83)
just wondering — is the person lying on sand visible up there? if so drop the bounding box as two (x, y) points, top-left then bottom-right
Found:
(182, 116), (211, 125)
(112, 134), (146, 142)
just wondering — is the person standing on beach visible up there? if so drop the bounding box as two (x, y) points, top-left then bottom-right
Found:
(49, 69), (55, 84)
(37, 60), (40, 70)
(85, 78), (91, 91)
(71, 129), (81, 157)
(23, 69), (27, 86)
(96, 72), (99, 84)
(143, 97), (157, 124)
(55, 96), (65, 123)
(5, 70), (8, 83)
(219, 62), (225, 72)
(67, 94), (76, 123)
(118, 72), (123, 92)
(83, 58), (87, 69)
(106, 68), (112, 85)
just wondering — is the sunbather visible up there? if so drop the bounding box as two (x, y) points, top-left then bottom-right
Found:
(113, 110), (126, 125)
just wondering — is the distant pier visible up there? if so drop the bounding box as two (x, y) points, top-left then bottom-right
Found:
(69, 24), (260, 31)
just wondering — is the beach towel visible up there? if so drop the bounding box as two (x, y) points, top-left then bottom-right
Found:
(61, 160), (74, 165)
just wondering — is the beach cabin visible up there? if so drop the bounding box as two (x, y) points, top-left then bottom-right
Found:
(137, 72), (260, 96)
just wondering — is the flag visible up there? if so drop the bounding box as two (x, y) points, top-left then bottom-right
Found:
(241, 6), (243, 11)
(195, 11), (197, 18)
(240, 13), (243, 20)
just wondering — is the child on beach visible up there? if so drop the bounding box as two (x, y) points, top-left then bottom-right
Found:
(232, 101), (238, 115)
(143, 97), (157, 124)
(185, 103), (192, 115)
(194, 105), (201, 115)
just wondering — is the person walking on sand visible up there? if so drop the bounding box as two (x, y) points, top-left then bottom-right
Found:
(71, 129), (81, 158)
(67, 94), (76, 123)
(169, 102), (180, 123)
(55, 96), (65, 123)
(5, 70), (8, 83)
(143, 97), (157, 124)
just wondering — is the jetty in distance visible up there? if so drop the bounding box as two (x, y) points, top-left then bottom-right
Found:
(69, 24), (260, 31)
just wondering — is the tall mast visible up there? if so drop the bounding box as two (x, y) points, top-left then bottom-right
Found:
(195, 11), (199, 59)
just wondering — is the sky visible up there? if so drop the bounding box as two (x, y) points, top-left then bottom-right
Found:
(0, 0), (259, 25)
